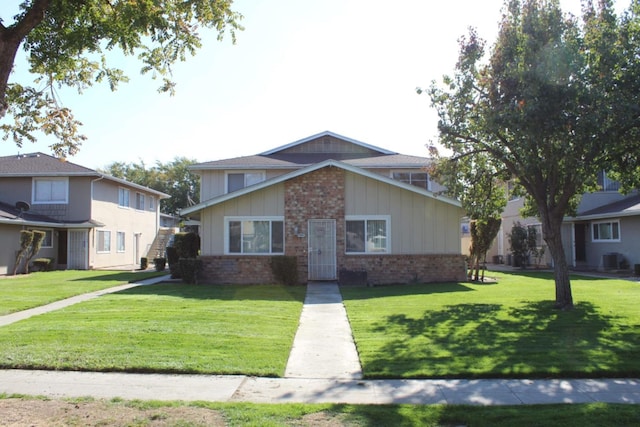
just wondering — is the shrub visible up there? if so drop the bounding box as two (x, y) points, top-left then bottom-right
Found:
(31, 257), (54, 272)
(140, 257), (148, 270)
(179, 258), (202, 284)
(173, 232), (200, 258)
(270, 256), (299, 286)
(166, 247), (180, 278)
(153, 257), (166, 272)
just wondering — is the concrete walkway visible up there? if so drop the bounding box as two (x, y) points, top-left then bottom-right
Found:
(0, 277), (639, 405)
(284, 282), (362, 379)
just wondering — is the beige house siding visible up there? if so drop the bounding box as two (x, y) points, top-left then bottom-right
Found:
(345, 172), (462, 254)
(0, 224), (19, 275)
(199, 170), (294, 200)
(90, 180), (160, 269)
(200, 183), (285, 255)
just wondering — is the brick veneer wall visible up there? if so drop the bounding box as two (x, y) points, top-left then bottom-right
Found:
(339, 254), (467, 285)
(199, 256), (275, 284)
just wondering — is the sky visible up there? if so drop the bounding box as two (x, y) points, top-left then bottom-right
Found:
(0, 0), (630, 170)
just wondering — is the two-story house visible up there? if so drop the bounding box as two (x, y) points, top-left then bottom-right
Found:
(180, 131), (466, 285)
(0, 153), (169, 274)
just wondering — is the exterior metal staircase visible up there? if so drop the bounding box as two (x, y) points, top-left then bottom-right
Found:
(146, 228), (175, 259)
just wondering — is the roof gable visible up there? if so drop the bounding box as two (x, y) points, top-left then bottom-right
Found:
(181, 159), (460, 216)
(260, 131), (396, 157)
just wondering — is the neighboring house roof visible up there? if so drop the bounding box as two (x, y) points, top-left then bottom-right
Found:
(181, 159), (461, 217)
(570, 193), (640, 221)
(0, 152), (170, 198)
(0, 201), (104, 228)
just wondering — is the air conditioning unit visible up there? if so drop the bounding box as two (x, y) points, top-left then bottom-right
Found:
(602, 253), (619, 270)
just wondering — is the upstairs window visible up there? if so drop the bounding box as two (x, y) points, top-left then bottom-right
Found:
(592, 220), (620, 242)
(597, 171), (620, 192)
(135, 193), (145, 210)
(392, 171), (431, 191)
(33, 178), (68, 204)
(149, 196), (155, 210)
(118, 188), (130, 208)
(226, 172), (265, 193)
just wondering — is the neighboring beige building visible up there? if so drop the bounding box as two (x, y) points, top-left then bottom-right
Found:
(181, 131), (466, 285)
(0, 153), (169, 274)
(488, 173), (640, 271)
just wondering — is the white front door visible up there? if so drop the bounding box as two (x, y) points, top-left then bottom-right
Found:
(68, 230), (88, 270)
(308, 219), (336, 280)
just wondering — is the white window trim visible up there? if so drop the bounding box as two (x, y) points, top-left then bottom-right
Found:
(345, 215), (391, 254)
(118, 187), (130, 209)
(224, 216), (284, 255)
(116, 231), (126, 253)
(225, 170), (266, 194)
(97, 230), (111, 253)
(149, 195), (155, 211)
(592, 220), (621, 243)
(390, 170), (431, 191)
(32, 177), (69, 204)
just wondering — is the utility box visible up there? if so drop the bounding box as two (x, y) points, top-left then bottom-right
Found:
(602, 253), (619, 270)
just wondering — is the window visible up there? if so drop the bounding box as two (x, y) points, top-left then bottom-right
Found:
(118, 188), (130, 208)
(116, 232), (125, 252)
(392, 171), (430, 191)
(597, 171), (621, 192)
(226, 172), (265, 193)
(97, 230), (111, 252)
(149, 196), (155, 210)
(135, 193), (145, 210)
(346, 216), (389, 253)
(31, 229), (53, 248)
(33, 178), (68, 204)
(592, 220), (620, 242)
(226, 217), (284, 254)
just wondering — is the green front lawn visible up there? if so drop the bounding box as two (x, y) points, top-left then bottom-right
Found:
(342, 271), (640, 379)
(0, 283), (306, 376)
(0, 270), (166, 315)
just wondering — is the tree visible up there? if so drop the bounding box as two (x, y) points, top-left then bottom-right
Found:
(100, 157), (199, 215)
(0, 1), (243, 157)
(427, 147), (507, 282)
(24, 229), (45, 274)
(428, 0), (640, 309)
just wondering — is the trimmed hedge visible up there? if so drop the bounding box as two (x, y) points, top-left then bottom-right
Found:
(270, 256), (299, 286)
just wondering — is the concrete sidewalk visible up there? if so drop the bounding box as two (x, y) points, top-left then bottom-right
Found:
(0, 277), (639, 405)
(1, 370), (638, 405)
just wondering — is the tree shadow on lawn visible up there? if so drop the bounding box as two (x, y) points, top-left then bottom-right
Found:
(364, 301), (640, 379)
(342, 282), (476, 302)
(113, 282), (307, 303)
(493, 270), (617, 282)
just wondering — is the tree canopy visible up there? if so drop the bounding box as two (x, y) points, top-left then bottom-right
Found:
(100, 157), (199, 216)
(0, 0), (243, 157)
(428, 0), (640, 309)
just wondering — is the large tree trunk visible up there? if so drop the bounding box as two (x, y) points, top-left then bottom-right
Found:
(0, 0), (51, 117)
(541, 213), (574, 310)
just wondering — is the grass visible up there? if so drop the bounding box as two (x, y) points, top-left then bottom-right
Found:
(0, 270), (166, 315)
(341, 271), (640, 379)
(0, 283), (306, 376)
(4, 395), (640, 426)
